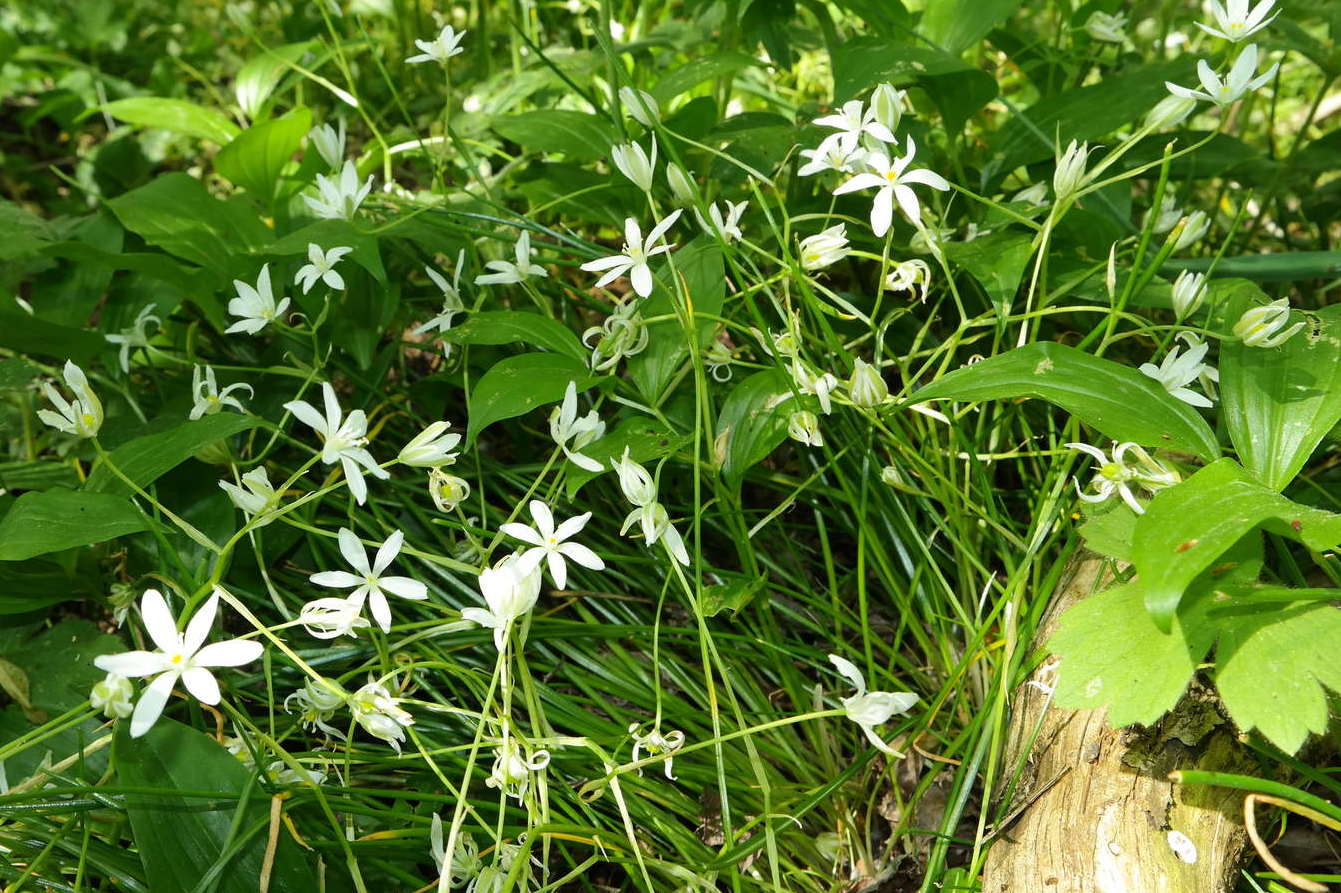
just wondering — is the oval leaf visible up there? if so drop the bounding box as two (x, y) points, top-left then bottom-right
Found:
(443, 311), (586, 362)
(215, 107), (312, 199)
(465, 354), (596, 446)
(715, 368), (794, 489)
(85, 414), (263, 496)
(0, 489), (148, 561)
(100, 97), (240, 145)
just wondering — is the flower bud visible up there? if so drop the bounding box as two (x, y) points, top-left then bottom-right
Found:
(612, 447), (656, 506)
(787, 410), (823, 447)
(611, 139), (656, 193)
(1052, 140), (1091, 203)
(1146, 95), (1197, 130)
(870, 83), (904, 135)
(309, 120), (346, 170)
(1170, 270), (1207, 320)
(429, 468), (471, 511)
(399, 420), (462, 467)
(1147, 194), (1181, 234)
(618, 86), (660, 127)
(847, 358), (888, 408)
(1171, 211), (1210, 252)
(798, 224), (850, 270)
(1084, 11), (1127, 43)
(90, 673), (134, 719)
(665, 162), (695, 205)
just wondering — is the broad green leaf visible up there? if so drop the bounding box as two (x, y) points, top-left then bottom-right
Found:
(913, 342), (1221, 461)
(1221, 302), (1341, 490)
(115, 720), (319, 893)
(628, 239), (726, 401)
(564, 416), (691, 497)
(715, 368), (794, 489)
(1133, 459), (1341, 630)
(265, 218), (385, 283)
(465, 354), (595, 446)
(990, 59), (1194, 171)
(944, 230), (1034, 316)
(443, 311), (586, 363)
(493, 110), (617, 162)
(1216, 602), (1341, 753)
(85, 414), (263, 496)
(107, 173), (274, 274)
(215, 107), (311, 199)
(1050, 580), (1217, 726)
(0, 489), (149, 561)
(1076, 499), (1138, 563)
(651, 52), (759, 105)
(0, 460), (80, 491)
(235, 42), (315, 119)
(100, 97), (240, 145)
(920, 0), (1021, 55)
(0, 307), (105, 363)
(830, 38), (997, 133)
(0, 557), (101, 613)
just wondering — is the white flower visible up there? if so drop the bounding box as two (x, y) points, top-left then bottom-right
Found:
(428, 468), (471, 512)
(869, 83), (905, 135)
(621, 500), (690, 566)
(787, 409), (823, 447)
(1170, 270), (1208, 320)
(226, 264), (291, 335)
(405, 24), (467, 64)
(1067, 441), (1180, 515)
(1197, 0), (1277, 41)
(219, 466), (279, 526)
(665, 161), (696, 205)
(1052, 140), (1091, 203)
(1139, 340), (1216, 408)
(791, 360), (839, 414)
(1172, 211), (1210, 252)
(629, 722), (685, 779)
(695, 200), (746, 243)
(1011, 182), (1050, 206)
(580, 210), (680, 298)
(705, 340), (734, 382)
(284, 383), (390, 505)
(1146, 94), (1198, 129)
(309, 119), (345, 170)
(310, 528), (428, 633)
(298, 596), (372, 640)
(295, 243), (353, 293)
(827, 654), (918, 757)
(798, 224), (850, 270)
(429, 816), (481, 887)
(550, 381), (605, 472)
(413, 251), (467, 334)
(1084, 11), (1127, 42)
(474, 231), (547, 286)
(813, 99), (897, 149)
(348, 679), (414, 751)
(93, 588), (264, 738)
(848, 358), (888, 408)
(797, 135), (867, 177)
(265, 760), (326, 787)
(582, 298), (649, 371)
(486, 737), (550, 802)
(90, 673), (134, 719)
(1147, 195), (1182, 233)
(1177, 332), (1221, 401)
(1166, 44), (1278, 106)
(884, 259), (932, 302)
(303, 160), (373, 220)
(190, 365), (252, 420)
(38, 361), (103, 438)
(610, 138), (657, 192)
(284, 678), (346, 738)
(105, 304), (161, 373)
(618, 86), (659, 126)
(399, 421), (461, 467)
(1233, 297), (1305, 348)
(461, 553), (544, 650)
(833, 136), (950, 235)
(500, 500), (605, 588)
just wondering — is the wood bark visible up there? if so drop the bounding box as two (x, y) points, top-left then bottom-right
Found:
(982, 555), (1255, 893)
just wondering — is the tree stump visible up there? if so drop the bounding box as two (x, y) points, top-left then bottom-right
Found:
(982, 555), (1255, 892)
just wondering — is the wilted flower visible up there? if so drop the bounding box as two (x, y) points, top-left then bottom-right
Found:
(1011, 181), (1050, 206)
(284, 679), (347, 738)
(429, 816), (481, 887)
(550, 381), (605, 472)
(105, 304), (161, 373)
(1139, 340), (1216, 408)
(348, 679), (414, 751)
(621, 499), (690, 566)
(461, 553), (544, 651)
(884, 258), (932, 302)
(429, 468), (471, 512)
(1084, 11), (1127, 42)
(619, 86), (659, 126)
(309, 119), (345, 170)
(310, 528), (428, 634)
(226, 264), (291, 335)
(405, 24), (467, 64)
(295, 243), (353, 293)
(1052, 140), (1091, 203)
(1147, 195), (1182, 234)
(413, 251), (467, 335)
(834, 136), (950, 235)
(788, 409), (823, 447)
(1166, 44), (1278, 106)
(580, 210), (681, 298)
(704, 340), (734, 381)
(38, 361), (103, 438)
(1197, 0), (1278, 42)
(848, 358), (888, 408)
(190, 365), (252, 420)
(298, 597), (371, 640)
(612, 447), (656, 507)
(583, 297), (650, 372)
(90, 673), (134, 719)
(828, 654), (918, 757)
(283, 383), (390, 505)
(474, 231), (548, 286)
(486, 737), (551, 802)
(399, 421), (461, 467)
(1233, 297), (1305, 348)
(93, 588), (264, 738)
(304, 160), (373, 220)
(629, 722), (686, 779)
(610, 138), (657, 192)
(695, 200), (746, 243)
(1170, 270), (1208, 320)
(798, 224), (850, 270)
(791, 360), (840, 414)
(500, 500), (605, 588)
(1067, 441), (1180, 514)
(219, 466), (279, 526)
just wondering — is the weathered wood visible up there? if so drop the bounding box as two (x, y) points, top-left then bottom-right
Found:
(983, 555), (1254, 893)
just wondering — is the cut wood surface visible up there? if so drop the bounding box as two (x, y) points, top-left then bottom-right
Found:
(983, 555), (1255, 893)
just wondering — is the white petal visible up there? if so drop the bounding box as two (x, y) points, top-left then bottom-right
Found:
(181, 667), (221, 704)
(130, 672), (177, 737)
(182, 593), (219, 656)
(828, 654), (867, 695)
(500, 522), (545, 546)
(372, 529), (404, 574)
(284, 400), (328, 435)
(870, 187), (895, 237)
(528, 500), (555, 537)
(558, 541), (604, 570)
(631, 263), (654, 298)
(369, 591), (392, 633)
(139, 590), (180, 654)
(337, 527), (371, 574)
(94, 650), (169, 678)
(193, 639), (264, 667)
(379, 576), (428, 600)
(547, 551), (568, 588)
(553, 511), (592, 541)
(311, 570), (364, 588)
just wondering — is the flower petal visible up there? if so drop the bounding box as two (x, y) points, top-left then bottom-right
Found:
(368, 591), (392, 633)
(547, 551), (568, 589)
(379, 576), (428, 600)
(372, 529), (404, 575)
(193, 638), (264, 667)
(139, 589), (180, 654)
(500, 522), (545, 546)
(337, 527), (371, 574)
(182, 592), (220, 656)
(311, 570), (364, 589)
(95, 650), (168, 678)
(130, 672), (177, 737)
(553, 511), (592, 541)
(558, 541), (604, 570)
(181, 666), (221, 705)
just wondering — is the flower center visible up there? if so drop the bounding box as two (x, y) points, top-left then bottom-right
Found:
(170, 653), (185, 665)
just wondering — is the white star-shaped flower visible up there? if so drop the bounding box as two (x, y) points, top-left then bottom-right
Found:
(832, 136), (950, 235)
(190, 365), (252, 420)
(474, 231), (548, 286)
(1197, 0), (1277, 41)
(303, 160), (373, 220)
(827, 654), (918, 757)
(461, 553), (543, 651)
(413, 250), (467, 335)
(1138, 339), (1216, 408)
(580, 210), (681, 298)
(549, 381), (605, 472)
(812, 99), (897, 149)
(105, 304), (161, 373)
(500, 500), (605, 589)
(283, 382), (390, 505)
(1166, 44), (1277, 106)
(406, 25), (467, 64)
(310, 528), (428, 633)
(226, 264), (291, 335)
(295, 243), (353, 293)
(38, 360), (103, 438)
